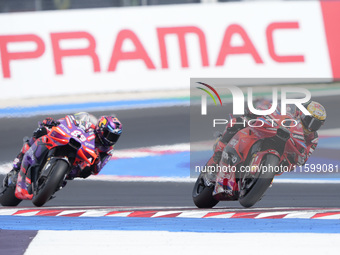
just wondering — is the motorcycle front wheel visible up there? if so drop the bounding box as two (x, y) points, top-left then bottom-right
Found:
(32, 160), (69, 207)
(238, 154), (279, 208)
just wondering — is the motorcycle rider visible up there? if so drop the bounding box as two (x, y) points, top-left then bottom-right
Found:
(206, 100), (326, 172)
(3, 112), (122, 187)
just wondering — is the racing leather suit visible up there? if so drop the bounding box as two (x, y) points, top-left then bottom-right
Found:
(206, 116), (318, 170)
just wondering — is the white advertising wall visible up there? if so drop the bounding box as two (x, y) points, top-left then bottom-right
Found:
(0, 1), (333, 99)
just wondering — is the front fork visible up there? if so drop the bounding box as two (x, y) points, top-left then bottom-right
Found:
(213, 165), (239, 200)
(212, 149), (281, 200)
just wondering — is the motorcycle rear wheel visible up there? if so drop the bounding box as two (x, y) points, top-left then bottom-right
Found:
(32, 160), (69, 207)
(238, 154), (279, 208)
(0, 185), (22, 206)
(192, 173), (219, 208)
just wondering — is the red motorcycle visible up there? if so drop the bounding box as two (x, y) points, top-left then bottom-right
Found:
(192, 107), (307, 208)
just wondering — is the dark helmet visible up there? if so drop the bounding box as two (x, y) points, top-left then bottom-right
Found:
(301, 101), (326, 132)
(96, 116), (122, 146)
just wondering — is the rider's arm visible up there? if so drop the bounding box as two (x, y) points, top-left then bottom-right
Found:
(79, 148), (114, 178)
(32, 117), (60, 140)
(305, 132), (318, 159)
(41, 117), (60, 128)
(293, 132), (318, 167)
(225, 116), (247, 135)
(92, 151), (113, 175)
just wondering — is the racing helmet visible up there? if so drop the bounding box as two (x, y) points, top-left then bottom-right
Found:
(301, 101), (326, 132)
(96, 116), (122, 146)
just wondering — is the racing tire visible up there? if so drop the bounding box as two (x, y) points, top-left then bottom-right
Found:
(238, 154), (279, 208)
(32, 160), (69, 207)
(0, 185), (22, 206)
(192, 174), (219, 208)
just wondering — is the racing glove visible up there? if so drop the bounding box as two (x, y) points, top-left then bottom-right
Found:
(79, 166), (93, 179)
(296, 154), (307, 166)
(79, 150), (100, 178)
(42, 117), (60, 128)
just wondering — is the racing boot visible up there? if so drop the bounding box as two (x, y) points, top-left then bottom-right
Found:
(205, 139), (226, 183)
(4, 137), (31, 187)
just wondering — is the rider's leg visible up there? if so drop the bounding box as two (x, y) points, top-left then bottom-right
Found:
(10, 127), (47, 173)
(2, 137), (31, 187)
(12, 137), (32, 170)
(3, 126), (48, 190)
(3, 136), (33, 187)
(206, 117), (246, 167)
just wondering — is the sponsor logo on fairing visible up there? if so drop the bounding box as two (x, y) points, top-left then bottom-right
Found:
(59, 124), (70, 133)
(87, 134), (96, 141)
(85, 142), (95, 148)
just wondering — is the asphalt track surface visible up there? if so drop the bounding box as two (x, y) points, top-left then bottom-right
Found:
(0, 178), (339, 208)
(0, 94), (339, 208)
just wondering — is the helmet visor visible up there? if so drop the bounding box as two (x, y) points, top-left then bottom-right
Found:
(303, 115), (323, 132)
(103, 128), (120, 145)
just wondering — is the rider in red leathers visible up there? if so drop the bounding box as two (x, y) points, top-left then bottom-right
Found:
(206, 101), (326, 173)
